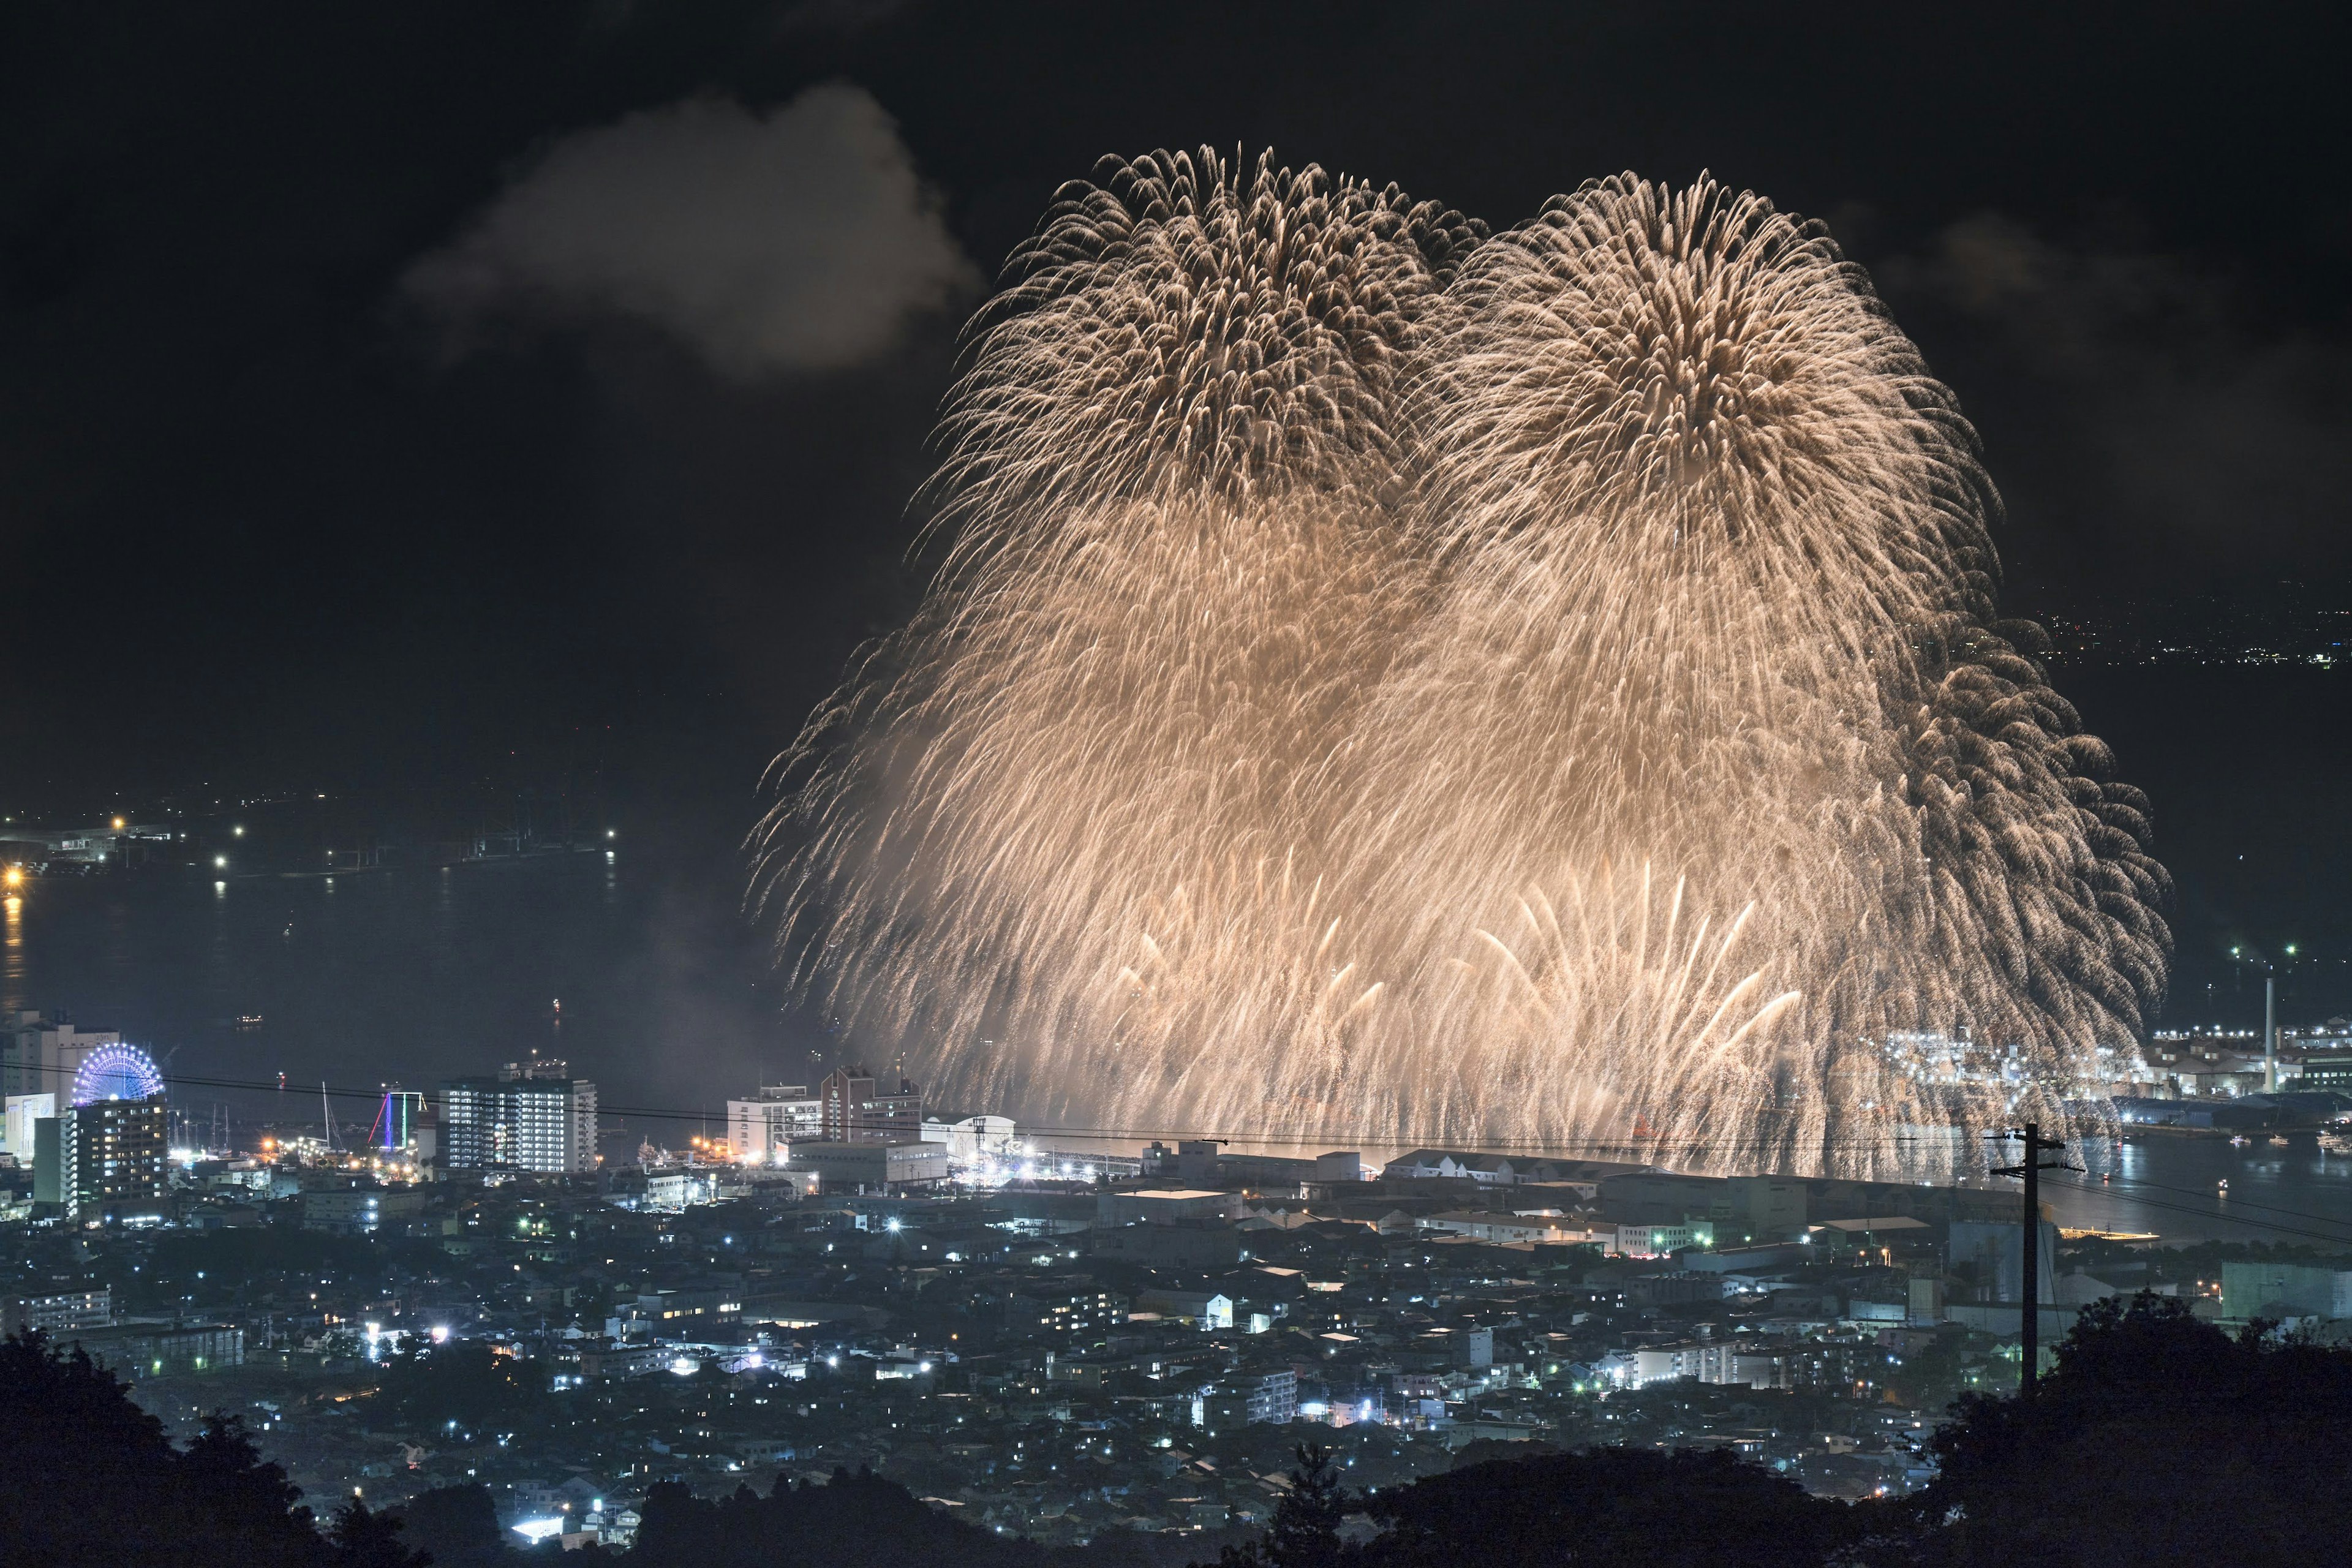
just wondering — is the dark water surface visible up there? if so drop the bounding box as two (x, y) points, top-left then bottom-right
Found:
(0, 852), (793, 1147)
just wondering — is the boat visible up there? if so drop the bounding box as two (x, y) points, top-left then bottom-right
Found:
(2218, 1178), (2230, 1194)
(2318, 1130), (2352, 1156)
(2269, 1134), (2291, 1147)
(2229, 1135), (2250, 1148)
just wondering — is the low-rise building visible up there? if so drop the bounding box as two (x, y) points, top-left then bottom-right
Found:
(1418, 1211), (1609, 1245)
(1096, 1188), (1237, 1225)
(1134, 1289), (1234, 1330)
(301, 1185), (428, 1234)
(2, 1287), (110, 1334)
(53, 1321), (243, 1381)
(787, 1139), (948, 1193)
(2222, 1260), (2352, 1321)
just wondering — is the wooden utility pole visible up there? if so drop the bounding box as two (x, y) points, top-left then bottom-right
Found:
(1988, 1122), (2079, 1395)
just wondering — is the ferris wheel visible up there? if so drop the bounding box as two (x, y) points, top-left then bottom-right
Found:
(70, 1042), (166, 1105)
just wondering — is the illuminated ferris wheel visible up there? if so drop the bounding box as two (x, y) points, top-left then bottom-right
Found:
(70, 1042), (166, 1106)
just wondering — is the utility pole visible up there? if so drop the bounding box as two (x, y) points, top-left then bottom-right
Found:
(1988, 1122), (2081, 1395)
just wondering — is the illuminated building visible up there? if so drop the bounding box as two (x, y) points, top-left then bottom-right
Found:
(816, 1066), (923, 1144)
(726, 1084), (820, 1161)
(1, 1009), (118, 1114)
(785, 1139), (947, 1193)
(1, 1287), (111, 1334)
(3, 1093), (55, 1161)
(439, 1074), (597, 1174)
(2302, 1052), (2352, 1095)
(59, 1098), (169, 1223)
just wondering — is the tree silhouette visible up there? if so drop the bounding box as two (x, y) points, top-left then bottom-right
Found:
(0, 1330), (415, 1567)
(326, 1498), (427, 1568)
(393, 1481), (503, 1566)
(1913, 1291), (2352, 1564)
(625, 1464), (1049, 1568)
(1221, 1444), (1348, 1568)
(1354, 1446), (1869, 1568)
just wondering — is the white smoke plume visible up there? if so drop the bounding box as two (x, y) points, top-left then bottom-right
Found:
(407, 85), (974, 377)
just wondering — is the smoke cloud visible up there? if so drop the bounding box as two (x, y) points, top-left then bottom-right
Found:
(1876, 214), (2350, 575)
(407, 85), (976, 378)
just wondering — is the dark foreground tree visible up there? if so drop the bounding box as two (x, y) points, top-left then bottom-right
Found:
(0, 1330), (422, 1567)
(1913, 1291), (2352, 1566)
(627, 1464), (1049, 1568)
(1355, 1446), (1872, 1568)
(393, 1481), (505, 1566)
(1219, 1445), (1349, 1568)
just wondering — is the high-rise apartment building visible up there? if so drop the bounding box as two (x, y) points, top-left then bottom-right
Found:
(59, 1099), (168, 1223)
(440, 1076), (598, 1174)
(817, 1067), (923, 1144)
(727, 1084), (821, 1161)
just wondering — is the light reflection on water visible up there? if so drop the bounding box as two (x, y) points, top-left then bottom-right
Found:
(2046, 1131), (2352, 1246)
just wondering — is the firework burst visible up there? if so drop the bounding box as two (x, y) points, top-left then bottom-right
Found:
(753, 160), (2168, 1177)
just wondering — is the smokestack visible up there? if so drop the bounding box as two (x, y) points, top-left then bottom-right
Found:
(2266, 975), (2277, 1094)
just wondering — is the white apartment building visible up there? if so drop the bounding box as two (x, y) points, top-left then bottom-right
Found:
(440, 1076), (598, 1174)
(726, 1084), (821, 1161)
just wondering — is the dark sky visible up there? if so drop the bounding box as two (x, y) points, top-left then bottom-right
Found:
(2, 1), (2348, 1023)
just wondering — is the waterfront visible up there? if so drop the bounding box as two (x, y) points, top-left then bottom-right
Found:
(4, 857), (2348, 1252)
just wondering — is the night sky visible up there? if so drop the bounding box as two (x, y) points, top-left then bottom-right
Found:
(3, 2), (2348, 1028)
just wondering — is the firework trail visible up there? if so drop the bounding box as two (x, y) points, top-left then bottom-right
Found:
(752, 159), (2169, 1177)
